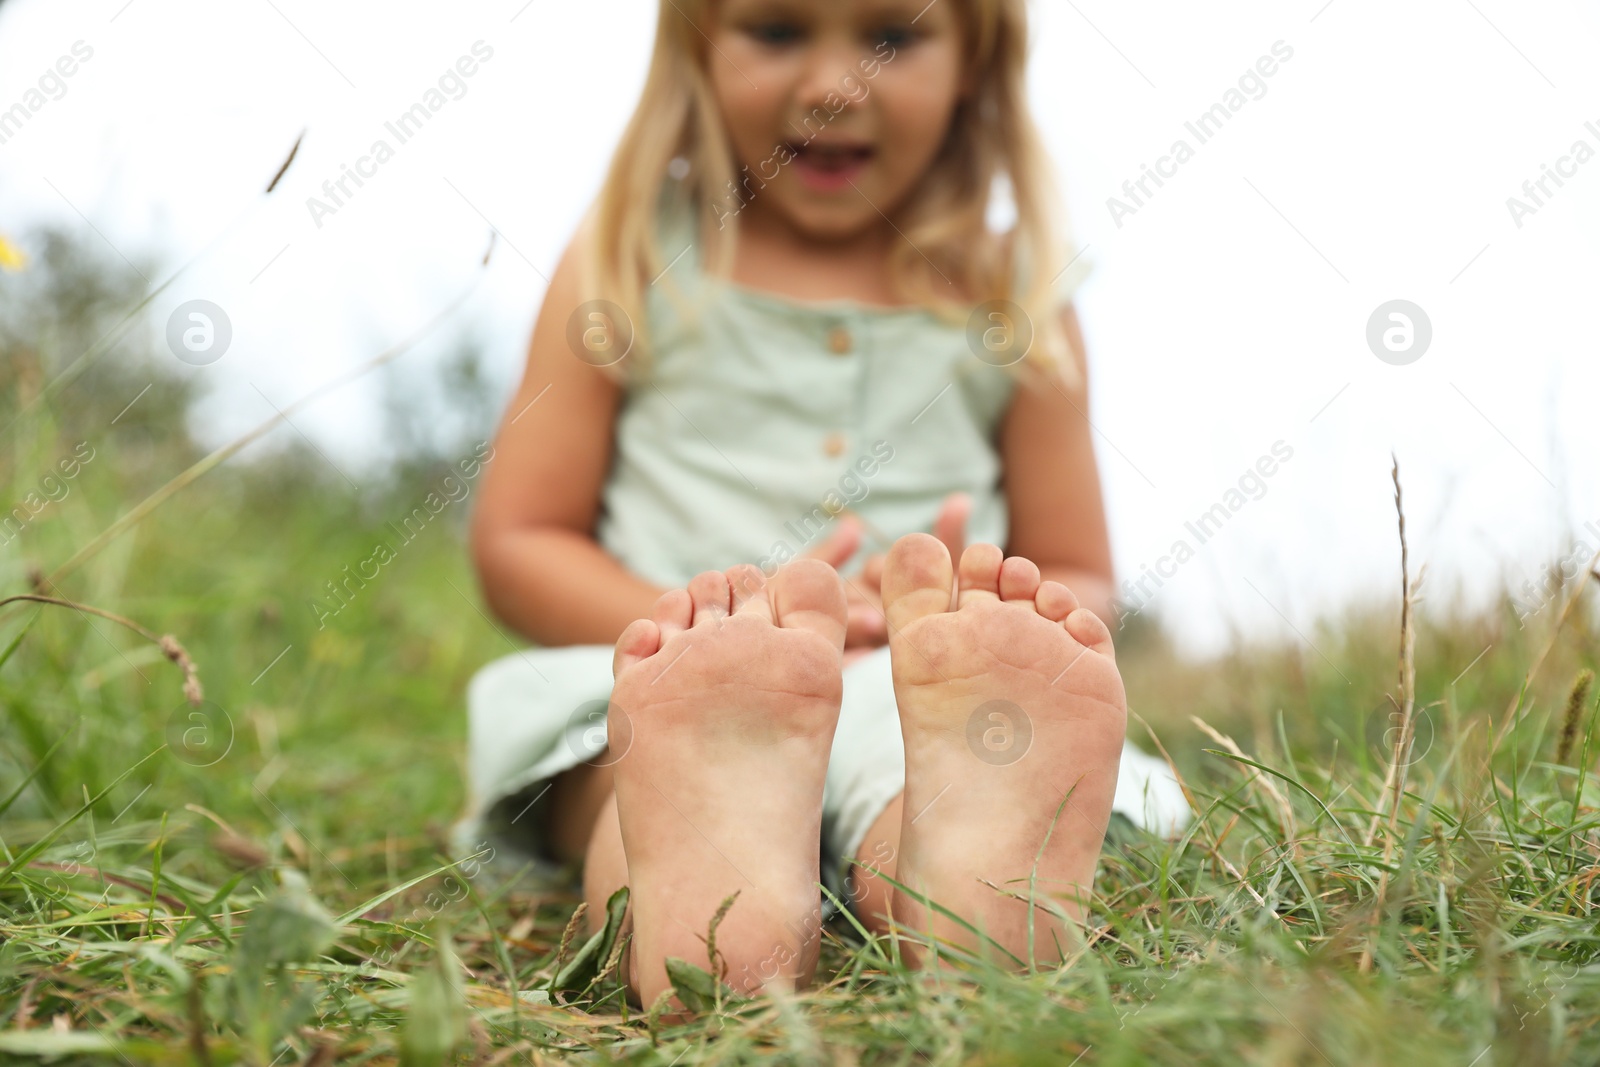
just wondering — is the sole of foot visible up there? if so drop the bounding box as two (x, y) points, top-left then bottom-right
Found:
(881, 535), (1126, 967)
(609, 558), (847, 1005)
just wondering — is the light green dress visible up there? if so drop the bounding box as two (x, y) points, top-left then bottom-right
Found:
(458, 194), (1187, 890)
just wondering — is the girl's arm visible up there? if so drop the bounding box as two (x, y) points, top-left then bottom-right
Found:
(998, 303), (1118, 626)
(470, 228), (669, 647)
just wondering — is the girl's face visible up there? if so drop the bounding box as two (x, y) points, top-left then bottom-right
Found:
(707, 0), (968, 242)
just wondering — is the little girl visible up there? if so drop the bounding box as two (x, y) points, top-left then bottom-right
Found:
(461, 0), (1187, 1005)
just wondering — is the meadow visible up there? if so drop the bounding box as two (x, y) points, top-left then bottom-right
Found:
(1, 234), (1597, 1066)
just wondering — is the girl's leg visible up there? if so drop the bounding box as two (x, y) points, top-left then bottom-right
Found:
(580, 790), (628, 929)
(849, 794), (903, 935)
(546, 763), (615, 864)
(550, 765), (626, 949)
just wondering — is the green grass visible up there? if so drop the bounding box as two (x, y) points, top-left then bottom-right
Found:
(2, 236), (1598, 1065)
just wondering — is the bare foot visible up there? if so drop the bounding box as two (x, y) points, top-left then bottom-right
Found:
(881, 535), (1125, 966)
(609, 559), (846, 1006)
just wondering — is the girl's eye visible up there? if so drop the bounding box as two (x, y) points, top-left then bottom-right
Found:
(869, 24), (917, 49)
(748, 21), (804, 46)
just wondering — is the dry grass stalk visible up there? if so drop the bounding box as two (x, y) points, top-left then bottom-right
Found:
(1191, 715), (1296, 841)
(1557, 669), (1594, 766)
(550, 902), (588, 983)
(0, 593), (201, 704)
(1367, 456), (1418, 845)
(265, 130), (303, 194)
(1493, 542), (1600, 752)
(1359, 457), (1420, 973)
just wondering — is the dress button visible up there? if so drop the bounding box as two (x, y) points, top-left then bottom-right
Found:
(826, 325), (852, 355)
(823, 432), (846, 457)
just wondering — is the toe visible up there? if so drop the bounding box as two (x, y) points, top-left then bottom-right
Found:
(726, 563), (773, 622)
(614, 617), (661, 677)
(771, 558), (848, 649)
(998, 555), (1041, 603)
(687, 570), (732, 628)
(882, 533), (954, 631)
(1065, 607), (1116, 659)
(652, 588), (694, 643)
(1034, 580), (1081, 623)
(957, 543), (1005, 607)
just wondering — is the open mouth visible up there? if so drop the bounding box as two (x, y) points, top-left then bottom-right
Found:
(787, 140), (875, 190)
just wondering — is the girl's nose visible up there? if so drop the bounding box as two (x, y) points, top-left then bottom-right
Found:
(792, 40), (863, 114)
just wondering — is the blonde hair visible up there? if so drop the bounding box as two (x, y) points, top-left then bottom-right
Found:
(581, 0), (1082, 384)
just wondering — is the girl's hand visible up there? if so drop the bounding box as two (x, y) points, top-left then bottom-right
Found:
(803, 516), (887, 654)
(855, 491), (969, 609)
(931, 491), (971, 566)
(806, 493), (973, 662)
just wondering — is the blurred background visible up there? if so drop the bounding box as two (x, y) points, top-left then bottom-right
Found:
(3, 0), (1598, 654)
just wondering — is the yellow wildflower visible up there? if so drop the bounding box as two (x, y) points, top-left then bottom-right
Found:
(0, 233), (27, 272)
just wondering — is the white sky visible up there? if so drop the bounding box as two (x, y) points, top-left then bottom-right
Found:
(2, 0), (1597, 656)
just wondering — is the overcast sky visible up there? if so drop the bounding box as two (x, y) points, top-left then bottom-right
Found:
(2, 0), (1597, 655)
